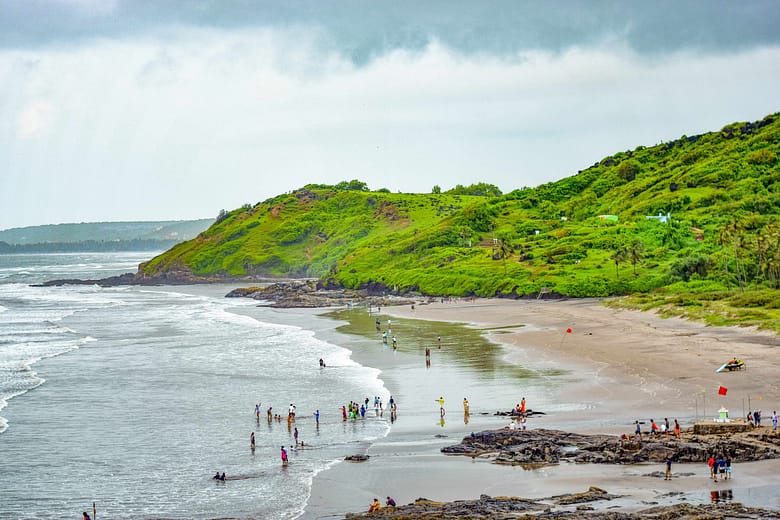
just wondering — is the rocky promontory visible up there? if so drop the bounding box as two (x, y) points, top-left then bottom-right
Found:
(441, 427), (780, 465)
(225, 280), (417, 308)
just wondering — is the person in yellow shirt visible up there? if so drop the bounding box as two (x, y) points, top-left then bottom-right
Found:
(368, 498), (382, 512)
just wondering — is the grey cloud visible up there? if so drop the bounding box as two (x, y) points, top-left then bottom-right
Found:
(2, 0), (779, 61)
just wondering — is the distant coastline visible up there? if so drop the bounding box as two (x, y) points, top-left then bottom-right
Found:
(0, 238), (180, 254)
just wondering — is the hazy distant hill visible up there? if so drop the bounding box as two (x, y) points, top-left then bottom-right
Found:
(0, 219), (213, 253)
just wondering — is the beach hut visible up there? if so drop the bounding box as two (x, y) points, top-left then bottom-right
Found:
(718, 407), (729, 422)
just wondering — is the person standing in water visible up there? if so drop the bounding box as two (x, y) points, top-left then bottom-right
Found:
(250, 432), (255, 450)
(436, 396), (445, 417)
(294, 427), (299, 446)
(463, 398), (470, 415)
(281, 446), (288, 466)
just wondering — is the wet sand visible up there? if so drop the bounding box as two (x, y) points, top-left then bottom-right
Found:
(301, 298), (780, 519)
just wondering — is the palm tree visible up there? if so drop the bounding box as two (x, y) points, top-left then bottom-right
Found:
(628, 239), (644, 276)
(724, 218), (746, 291)
(716, 226), (732, 290)
(611, 244), (628, 279)
(497, 235), (513, 275)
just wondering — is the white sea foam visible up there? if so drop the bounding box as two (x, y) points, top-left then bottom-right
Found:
(0, 253), (395, 519)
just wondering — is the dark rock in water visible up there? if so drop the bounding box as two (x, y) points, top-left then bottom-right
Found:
(344, 454), (369, 462)
(494, 409), (545, 417)
(441, 428), (780, 465)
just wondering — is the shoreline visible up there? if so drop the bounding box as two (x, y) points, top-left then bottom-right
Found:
(301, 298), (780, 518)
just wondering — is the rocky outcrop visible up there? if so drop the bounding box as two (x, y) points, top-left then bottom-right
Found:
(36, 271), (237, 287)
(344, 490), (780, 519)
(344, 454), (370, 462)
(225, 280), (417, 308)
(441, 428), (780, 465)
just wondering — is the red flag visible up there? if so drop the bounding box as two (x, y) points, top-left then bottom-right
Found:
(566, 328), (572, 333)
(718, 386), (728, 396)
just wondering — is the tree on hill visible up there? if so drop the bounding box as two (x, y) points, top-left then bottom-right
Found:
(611, 243), (628, 279)
(718, 218), (746, 292)
(628, 239), (644, 276)
(496, 234), (513, 275)
(446, 182), (502, 197)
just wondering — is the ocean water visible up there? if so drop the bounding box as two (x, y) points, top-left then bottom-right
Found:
(0, 253), (389, 519)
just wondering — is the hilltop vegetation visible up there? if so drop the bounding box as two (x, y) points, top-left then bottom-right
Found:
(142, 114), (780, 329)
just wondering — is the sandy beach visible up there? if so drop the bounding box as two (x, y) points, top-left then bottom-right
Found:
(301, 298), (780, 519)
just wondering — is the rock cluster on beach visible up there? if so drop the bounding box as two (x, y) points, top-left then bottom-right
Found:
(344, 489), (780, 519)
(440, 428), (780, 465)
(225, 280), (416, 308)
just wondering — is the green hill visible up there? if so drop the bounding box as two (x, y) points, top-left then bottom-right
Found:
(142, 114), (780, 329)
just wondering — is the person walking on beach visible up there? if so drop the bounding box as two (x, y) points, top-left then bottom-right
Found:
(664, 418), (670, 437)
(708, 455), (716, 481)
(664, 458), (672, 480)
(674, 419), (681, 438)
(281, 446), (288, 466)
(635, 420), (642, 440)
(773, 411), (778, 431)
(650, 419), (659, 436)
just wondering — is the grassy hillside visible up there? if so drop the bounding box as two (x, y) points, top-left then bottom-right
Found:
(143, 184), (485, 278)
(142, 114), (779, 329)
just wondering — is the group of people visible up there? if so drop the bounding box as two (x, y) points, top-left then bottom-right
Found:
(368, 496), (396, 512)
(212, 471), (227, 481)
(512, 397), (527, 416)
(633, 418), (682, 440)
(747, 409), (763, 427)
(341, 396), (395, 420)
(708, 454), (732, 481)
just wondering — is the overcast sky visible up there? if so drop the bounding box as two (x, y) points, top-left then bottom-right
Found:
(2, 1), (779, 229)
